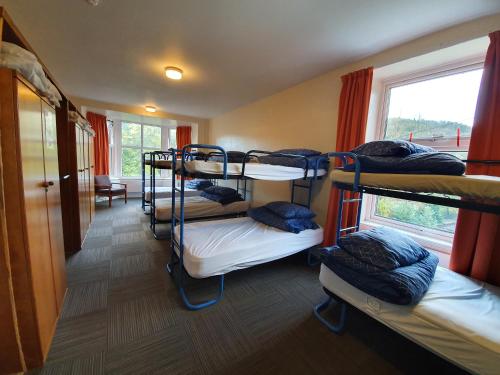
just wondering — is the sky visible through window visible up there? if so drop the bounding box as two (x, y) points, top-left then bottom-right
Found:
(388, 69), (483, 127)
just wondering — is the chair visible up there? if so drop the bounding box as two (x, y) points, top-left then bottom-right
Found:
(94, 175), (127, 207)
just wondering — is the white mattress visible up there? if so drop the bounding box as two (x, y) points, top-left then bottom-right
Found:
(144, 187), (201, 202)
(330, 170), (500, 200)
(183, 160), (326, 180)
(174, 217), (323, 278)
(319, 265), (500, 375)
(154, 196), (250, 221)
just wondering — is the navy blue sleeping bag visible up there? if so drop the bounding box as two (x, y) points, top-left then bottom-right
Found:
(344, 153), (465, 175)
(256, 148), (327, 169)
(345, 140), (465, 175)
(320, 227), (438, 305)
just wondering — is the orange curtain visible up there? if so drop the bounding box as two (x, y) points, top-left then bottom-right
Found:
(450, 31), (500, 286)
(323, 67), (373, 246)
(176, 126), (192, 151)
(86, 112), (109, 176)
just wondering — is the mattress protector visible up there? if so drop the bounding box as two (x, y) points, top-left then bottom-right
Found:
(174, 216), (324, 278)
(144, 187), (201, 202)
(184, 160), (326, 180)
(154, 196), (249, 221)
(319, 265), (500, 375)
(330, 170), (500, 200)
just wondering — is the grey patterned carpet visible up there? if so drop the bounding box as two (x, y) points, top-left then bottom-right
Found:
(32, 199), (465, 375)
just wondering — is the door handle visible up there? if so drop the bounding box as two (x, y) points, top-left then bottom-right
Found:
(41, 181), (54, 188)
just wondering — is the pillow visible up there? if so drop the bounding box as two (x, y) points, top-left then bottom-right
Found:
(338, 227), (430, 271)
(201, 192), (243, 205)
(273, 148), (321, 157)
(203, 186), (238, 197)
(351, 140), (434, 157)
(247, 206), (319, 234)
(264, 201), (315, 219)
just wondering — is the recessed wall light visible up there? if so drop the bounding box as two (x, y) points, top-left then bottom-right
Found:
(145, 106), (156, 113)
(165, 66), (183, 80)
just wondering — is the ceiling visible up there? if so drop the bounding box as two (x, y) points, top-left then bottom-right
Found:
(2, 0), (499, 118)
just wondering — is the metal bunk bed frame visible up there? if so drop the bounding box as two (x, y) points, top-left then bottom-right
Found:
(313, 152), (500, 333)
(148, 150), (251, 240)
(167, 144), (328, 310)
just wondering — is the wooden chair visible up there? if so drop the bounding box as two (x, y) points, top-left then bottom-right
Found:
(94, 175), (127, 207)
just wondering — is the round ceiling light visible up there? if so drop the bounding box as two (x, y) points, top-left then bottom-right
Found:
(165, 66), (183, 80)
(145, 106), (156, 113)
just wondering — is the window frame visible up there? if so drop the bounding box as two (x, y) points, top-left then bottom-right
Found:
(113, 121), (176, 179)
(363, 59), (484, 256)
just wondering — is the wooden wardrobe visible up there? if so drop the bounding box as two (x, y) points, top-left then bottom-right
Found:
(0, 70), (66, 370)
(58, 105), (95, 254)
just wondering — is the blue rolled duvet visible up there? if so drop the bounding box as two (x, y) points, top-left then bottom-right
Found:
(320, 227), (438, 305)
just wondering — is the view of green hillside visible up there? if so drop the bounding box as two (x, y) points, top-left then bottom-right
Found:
(385, 117), (471, 139)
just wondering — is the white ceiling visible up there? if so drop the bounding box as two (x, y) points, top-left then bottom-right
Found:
(2, 0), (499, 118)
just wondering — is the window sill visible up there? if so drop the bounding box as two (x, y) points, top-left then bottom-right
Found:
(361, 219), (451, 268)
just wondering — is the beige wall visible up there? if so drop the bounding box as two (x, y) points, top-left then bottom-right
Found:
(209, 13), (500, 225)
(70, 96), (210, 143)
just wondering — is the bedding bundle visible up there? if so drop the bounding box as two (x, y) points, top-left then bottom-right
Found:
(186, 179), (213, 190)
(200, 186), (244, 205)
(319, 227), (438, 305)
(345, 140), (465, 175)
(258, 149), (329, 170)
(0, 42), (62, 106)
(208, 151), (250, 163)
(247, 201), (319, 233)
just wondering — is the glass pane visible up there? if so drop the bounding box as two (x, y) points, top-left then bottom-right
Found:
(169, 128), (177, 149)
(121, 147), (142, 177)
(375, 196), (458, 233)
(122, 122), (141, 147)
(385, 69), (483, 140)
(143, 125), (161, 149)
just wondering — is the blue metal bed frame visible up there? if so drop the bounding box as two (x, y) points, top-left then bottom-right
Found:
(313, 153), (500, 333)
(148, 150), (251, 240)
(167, 144), (328, 310)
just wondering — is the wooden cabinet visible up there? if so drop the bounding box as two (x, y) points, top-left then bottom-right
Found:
(57, 106), (95, 254)
(73, 123), (93, 246)
(0, 70), (66, 370)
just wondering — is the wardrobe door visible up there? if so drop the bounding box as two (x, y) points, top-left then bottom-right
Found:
(76, 126), (85, 243)
(89, 135), (95, 220)
(42, 101), (66, 312)
(17, 81), (57, 357)
(82, 132), (90, 231)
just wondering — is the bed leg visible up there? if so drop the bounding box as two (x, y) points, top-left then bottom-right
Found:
(307, 248), (320, 267)
(178, 274), (224, 311)
(313, 296), (347, 333)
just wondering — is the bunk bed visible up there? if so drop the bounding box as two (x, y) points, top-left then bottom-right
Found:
(146, 150), (251, 239)
(314, 152), (500, 375)
(167, 145), (328, 310)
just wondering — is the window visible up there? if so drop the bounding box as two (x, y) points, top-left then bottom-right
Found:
(365, 64), (483, 252)
(119, 122), (173, 177)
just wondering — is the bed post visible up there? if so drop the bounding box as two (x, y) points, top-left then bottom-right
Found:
(313, 152), (361, 332)
(168, 144), (228, 310)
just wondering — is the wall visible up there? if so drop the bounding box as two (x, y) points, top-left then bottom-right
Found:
(70, 96), (210, 143)
(209, 13), (500, 225)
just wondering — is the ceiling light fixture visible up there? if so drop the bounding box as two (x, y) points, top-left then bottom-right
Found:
(165, 66), (183, 80)
(86, 0), (101, 6)
(145, 106), (156, 113)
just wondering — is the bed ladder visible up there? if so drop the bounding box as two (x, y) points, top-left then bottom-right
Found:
(313, 154), (363, 332)
(167, 145), (227, 310)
